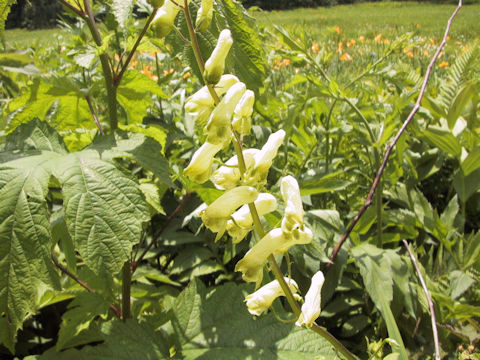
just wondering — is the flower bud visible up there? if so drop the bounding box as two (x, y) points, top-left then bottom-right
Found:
(200, 186), (258, 240)
(150, 0), (184, 38)
(244, 129), (286, 187)
(184, 141), (222, 184)
(296, 271), (325, 328)
(232, 90), (255, 135)
(196, 0), (214, 32)
(226, 193), (278, 243)
(205, 82), (246, 147)
(147, 0), (165, 9)
(204, 29), (233, 85)
(185, 74), (239, 126)
(245, 278), (300, 316)
(211, 149), (258, 190)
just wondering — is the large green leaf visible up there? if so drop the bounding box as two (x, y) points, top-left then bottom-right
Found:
(0, 152), (61, 352)
(88, 130), (172, 187)
(26, 319), (169, 360)
(352, 244), (407, 360)
(461, 146), (480, 176)
(4, 118), (68, 154)
(300, 171), (351, 196)
(117, 70), (167, 124)
(217, 0), (266, 91)
(422, 127), (462, 158)
(54, 150), (149, 274)
(169, 279), (339, 359)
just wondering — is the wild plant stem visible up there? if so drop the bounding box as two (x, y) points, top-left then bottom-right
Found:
(83, 0), (118, 130)
(122, 261), (132, 320)
(115, 8), (159, 86)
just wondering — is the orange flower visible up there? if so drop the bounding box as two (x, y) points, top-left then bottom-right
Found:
(358, 35), (365, 42)
(334, 26), (341, 34)
(183, 72), (191, 79)
(438, 61), (449, 68)
(446, 35), (450, 41)
(163, 68), (175, 76)
(374, 34), (382, 42)
(416, 24), (421, 28)
(340, 53), (353, 61)
(383, 38), (390, 45)
(336, 41), (343, 54)
(346, 39), (356, 47)
(311, 43), (319, 54)
(406, 51), (414, 58)
(462, 44), (469, 52)
(423, 49), (429, 57)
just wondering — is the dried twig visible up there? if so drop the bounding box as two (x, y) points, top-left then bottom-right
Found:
(403, 240), (440, 360)
(85, 95), (104, 135)
(325, 0), (463, 271)
(51, 252), (122, 318)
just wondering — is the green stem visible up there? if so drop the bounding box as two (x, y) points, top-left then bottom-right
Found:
(122, 261), (132, 320)
(183, 7), (357, 360)
(114, 8), (159, 86)
(83, 0), (118, 130)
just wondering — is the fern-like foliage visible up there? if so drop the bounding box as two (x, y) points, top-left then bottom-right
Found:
(436, 43), (478, 112)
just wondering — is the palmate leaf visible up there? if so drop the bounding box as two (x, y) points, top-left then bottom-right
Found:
(0, 152), (61, 352)
(169, 279), (339, 359)
(26, 319), (169, 360)
(54, 149), (149, 275)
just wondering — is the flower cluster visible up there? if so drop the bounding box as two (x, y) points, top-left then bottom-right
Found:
(181, 12), (324, 329)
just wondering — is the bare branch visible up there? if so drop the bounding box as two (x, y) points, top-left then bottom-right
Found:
(403, 240), (441, 360)
(59, 0), (86, 18)
(325, 0), (463, 271)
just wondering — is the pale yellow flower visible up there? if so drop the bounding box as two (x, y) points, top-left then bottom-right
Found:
(204, 29), (233, 84)
(226, 193), (278, 243)
(245, 278), (301, 316)
(184, 142), (222, 184)
(205, 82), (246, 147)
(232, 90), (255, 136)
(150, 0), (185, 38)
(296, 271), (325, 328)
(212, 149), (258, 190)
(185, 74), (239, 125)
(196, 0), (214, 32)
(200, 186), (258, 240)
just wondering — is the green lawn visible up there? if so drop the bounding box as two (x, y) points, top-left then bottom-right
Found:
(3, 28), (70, 49)
(255, 2), (479, 41)
(3, 2), (478, 49)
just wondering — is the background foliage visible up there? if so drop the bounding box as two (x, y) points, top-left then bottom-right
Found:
(0, 0), (479, 359)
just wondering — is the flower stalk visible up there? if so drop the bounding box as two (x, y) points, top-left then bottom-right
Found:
(181, 4), (358, 360)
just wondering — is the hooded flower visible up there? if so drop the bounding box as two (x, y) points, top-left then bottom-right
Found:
(245, 278), (301, 316)
(196, 0), (214, 32)
(226, 193), (278, 243)
(184, 142), (223, 183)
(205, 82), (246, 147)
(211, 149), (258, 190)
(296, 271), (325, 328)
(150, 0), (184, 38)
(204, 29), (233, 84)
(244, 130), (286, 187)
(280, 175), (313, 245)
(232, 90), (255, 136)
(200, 186), (258, 240)
(185, 74), (239, 126)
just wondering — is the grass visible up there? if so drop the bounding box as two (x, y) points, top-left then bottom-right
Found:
(3, 28), (70, 49)
(255, 2), (479, 42)
(3, 1), (478, 50)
